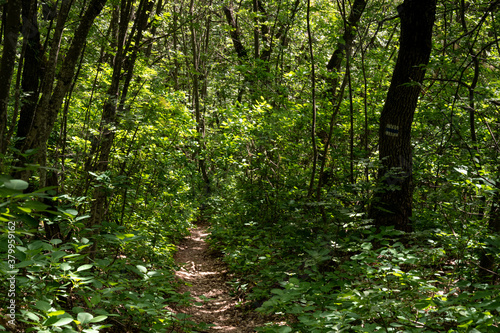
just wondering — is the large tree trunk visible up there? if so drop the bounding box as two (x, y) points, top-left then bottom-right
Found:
(0, 0), (21, 157)
(369, 0), (437, 232)
(20, 0), (106, 185)
(15, 0), (43, 153)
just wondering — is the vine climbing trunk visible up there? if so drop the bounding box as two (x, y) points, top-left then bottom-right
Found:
(369, 0), (437, 232)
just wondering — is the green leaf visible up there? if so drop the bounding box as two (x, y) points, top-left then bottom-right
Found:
(90, 294), (101, 306)
(60, 263), (72, 271)
(136, 265), (147, 273)
(77, 312), (93, 324)
(23, 311), (40, 322)
(454, 166), (468, 176)
(51, 251), (66, 261)
(59, 208), (78, 217)
(16, 260), (34, 268)
(47, 310), (65, 317)
(89, 315), (108, 323)
(22, 200), (50, 210)
(77, 264), (93, 272)
(3, 179), (29, 190)
(35, 300), (51, 312)
(50, 317), (74, 326)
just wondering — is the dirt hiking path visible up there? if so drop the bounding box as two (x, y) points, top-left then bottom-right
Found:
(173, 223), (273, 332)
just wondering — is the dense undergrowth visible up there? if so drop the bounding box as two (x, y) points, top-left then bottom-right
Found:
(1, 1), (500, 332)
(0, 176), (206, 333)
(207, 189), (500, 332)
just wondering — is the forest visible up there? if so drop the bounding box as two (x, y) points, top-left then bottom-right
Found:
(0, 0), (499, 331)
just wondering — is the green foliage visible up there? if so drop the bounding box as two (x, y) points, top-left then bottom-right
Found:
(211, 199), (500, 332)
(1, 0), (500, 332)
(0, 177), (200, 332)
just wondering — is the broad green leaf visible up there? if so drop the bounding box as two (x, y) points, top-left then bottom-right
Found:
(136, 265), (147, 273)
(3, 179), (29, 190)
(77, 312), (93, 324)
(89, 315), (107, 323)
(454, 166), (468, 176)
(60, 263), (72, 271)
(51, 251), (66, 261)
(50, 317), (74, 326)
(23, 311), (40, 321)
(35, 300), (52, 312)
(16, 260), (34, 268)
(49, 239), (63, 245)
(22, 200), (50, 210)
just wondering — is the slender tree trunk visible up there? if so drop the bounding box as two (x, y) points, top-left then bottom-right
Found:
(325, 0), (366, 102)
(190, 0), (211, 195)
(253, 0), (260, 59)
(316, 0), (366, 196)
(306, 0), (317, 197)
(223, 2), (249, 103)
(0, 0), (21, 157)
(369, 0), (437, 232)
(88, 0), (131, 228)
(223, 3), (248, 60)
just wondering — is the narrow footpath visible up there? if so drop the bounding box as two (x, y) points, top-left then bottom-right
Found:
(172, 223), (272, 332)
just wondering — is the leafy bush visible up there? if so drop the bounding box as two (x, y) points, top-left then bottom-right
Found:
(0, 176), (200, 332)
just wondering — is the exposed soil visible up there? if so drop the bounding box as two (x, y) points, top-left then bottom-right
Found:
(172, 222), (276, 332)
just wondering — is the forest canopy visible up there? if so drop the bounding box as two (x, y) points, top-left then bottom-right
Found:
(0, 0), (499, 331)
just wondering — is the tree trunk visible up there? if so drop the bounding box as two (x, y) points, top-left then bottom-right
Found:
(15, 0), (43, 153)
(190, 0), (211, 195)
(88, 0), (132, 228)
(479, 166), (500, 281)
(369, 0), (437, 232)
(0, 0), (21, 157)
(325, 0), (366, 102)
(20, 0), (107, 186)
(316, 0), (366, 197)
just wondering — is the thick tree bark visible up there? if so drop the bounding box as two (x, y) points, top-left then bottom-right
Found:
(369, 0), (437, 232)
(20, 0), (107, 185)
(0, 0), (21, 156)
(15, 0), (43, 151)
